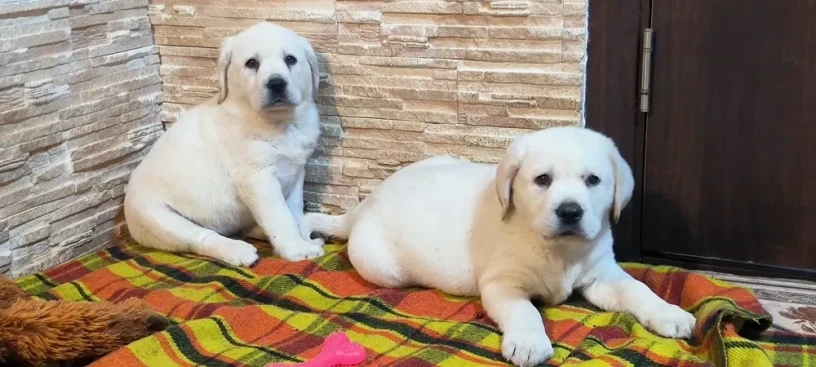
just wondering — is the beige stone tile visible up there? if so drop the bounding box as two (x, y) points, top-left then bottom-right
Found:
(0, 1), (162, 276)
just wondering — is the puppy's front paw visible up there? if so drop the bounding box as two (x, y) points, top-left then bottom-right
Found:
(221, 240), (259, 267)
(643, 304), (696, 339)
(278, 241), (325, 261)
(307, 236), (325, 247)
(502, 328), (553, 367)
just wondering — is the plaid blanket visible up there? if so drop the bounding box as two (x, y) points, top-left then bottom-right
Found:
(14, 241), (816, 367)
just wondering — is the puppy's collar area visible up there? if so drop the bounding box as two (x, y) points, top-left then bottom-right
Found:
(255, 108), (297, 124)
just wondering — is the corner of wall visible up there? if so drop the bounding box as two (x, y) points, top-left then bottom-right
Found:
(0, 0), (164, 276)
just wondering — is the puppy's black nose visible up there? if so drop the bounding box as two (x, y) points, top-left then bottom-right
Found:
(556, 202), (583, 225)
(266, 77), (287, 93)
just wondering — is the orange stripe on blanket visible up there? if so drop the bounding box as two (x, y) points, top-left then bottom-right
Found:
(91, 348), (144, 367)
(307, 271), (381, 296)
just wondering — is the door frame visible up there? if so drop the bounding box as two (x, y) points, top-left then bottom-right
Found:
(585, 1), (816, 280)
(585, 0), (650, 262)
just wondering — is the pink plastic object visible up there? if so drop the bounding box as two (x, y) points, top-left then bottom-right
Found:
(265, 332), (367, 367)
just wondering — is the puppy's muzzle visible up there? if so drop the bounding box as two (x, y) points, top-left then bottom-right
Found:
(555, 202), (583, 225)
(265, 76), (291, 107)
(266, 77), (287, 94)
(554, 201), (584, 236)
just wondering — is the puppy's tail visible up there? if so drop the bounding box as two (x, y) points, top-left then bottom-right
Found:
(300, 211), (353, 242)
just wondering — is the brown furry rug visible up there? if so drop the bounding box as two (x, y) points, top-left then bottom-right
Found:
(0, 276), (167, 366)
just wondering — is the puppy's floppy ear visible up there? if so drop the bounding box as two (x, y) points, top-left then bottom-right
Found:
(496, 138), (526, 220)
(217, 37), (233, 104)
(301, 36), (320, 101)
(608, 139), (634, 224)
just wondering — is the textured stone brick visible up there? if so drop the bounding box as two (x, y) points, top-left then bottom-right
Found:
(196, 7), (336, 23)
(0, 0), (70, 16)
(489, 26), (563, 40)
(337, 10), (381, 24)
(0, 1), (162, 276)
(13, 225), (51, 250)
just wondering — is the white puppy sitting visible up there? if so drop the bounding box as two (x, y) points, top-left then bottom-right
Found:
(301, 127), (696, 366)
(125, 22), (324, 267)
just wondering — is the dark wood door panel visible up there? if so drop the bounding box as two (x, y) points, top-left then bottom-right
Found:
(585, 0), (647, 262)
(643, 0), (816, 270)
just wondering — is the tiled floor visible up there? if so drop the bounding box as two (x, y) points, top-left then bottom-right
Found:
(701, 271), (816, 336)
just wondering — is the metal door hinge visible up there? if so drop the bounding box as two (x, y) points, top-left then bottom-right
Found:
(639, 28), (653, 113)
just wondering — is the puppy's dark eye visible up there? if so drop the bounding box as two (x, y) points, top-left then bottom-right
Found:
(585, 174), (601, 186)
(245, 58), (259, 70)
(284, 55), (297, 66)
(534, 174), (552, 187)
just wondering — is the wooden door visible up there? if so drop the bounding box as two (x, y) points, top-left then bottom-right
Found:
(641, 0), (816, 275)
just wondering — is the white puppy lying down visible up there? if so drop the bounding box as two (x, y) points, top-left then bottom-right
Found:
(125, 22), (324, 267)
(301, 127), (696, 366)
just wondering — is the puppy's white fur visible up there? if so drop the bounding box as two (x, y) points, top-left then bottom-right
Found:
(125, 22), (324, 266)
(301, 127), (696, 367)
